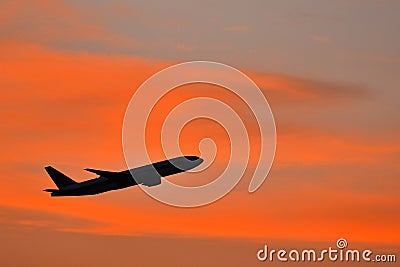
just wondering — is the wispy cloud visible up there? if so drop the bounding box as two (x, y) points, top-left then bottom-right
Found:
(250, 72), (368, 104)
(223, 26), (249, 32)
(0, 0), (137, 52)
(310, 34), (332, 44)
(175, 43), (197, 52)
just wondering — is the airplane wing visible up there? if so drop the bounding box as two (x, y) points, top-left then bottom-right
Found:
(84, 168), (115, 176)
(84, 168), (130, 179)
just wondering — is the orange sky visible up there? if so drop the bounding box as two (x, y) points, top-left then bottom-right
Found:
(1, 1), (399, 266)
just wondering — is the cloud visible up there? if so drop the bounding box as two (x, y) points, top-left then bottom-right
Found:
(0, 0), (137, 52)
(310, 34), (332, 44)
(223, 26), (249, 32)
(175, 43), (197, 52)
(11, 217), (394, 267)
(0, 204), (103, 232)
(0, 42), (398, 245)
(250, 72), (368, 104)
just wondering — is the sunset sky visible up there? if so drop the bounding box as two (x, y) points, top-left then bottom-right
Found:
(1, 1), (399, 266)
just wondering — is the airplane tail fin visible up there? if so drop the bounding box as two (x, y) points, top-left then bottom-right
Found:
(44, 166), (77, 189)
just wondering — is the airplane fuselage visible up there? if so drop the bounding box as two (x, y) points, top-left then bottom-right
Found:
(49, 175), (134, 196)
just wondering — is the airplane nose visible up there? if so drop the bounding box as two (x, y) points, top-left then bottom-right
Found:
(184, 156), (200, 161)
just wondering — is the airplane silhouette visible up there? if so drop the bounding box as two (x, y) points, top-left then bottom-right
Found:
(44, 156), (203, 196)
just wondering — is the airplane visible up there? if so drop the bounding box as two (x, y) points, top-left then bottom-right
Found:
(43, 156), (203, 196)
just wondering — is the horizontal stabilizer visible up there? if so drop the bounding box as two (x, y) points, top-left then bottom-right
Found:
(43, 189), (58, 192)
